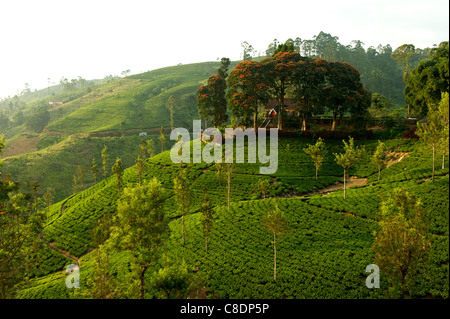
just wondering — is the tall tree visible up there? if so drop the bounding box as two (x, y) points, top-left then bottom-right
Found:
(438, 92), (449, 169)
(101, 145), (109, 179)
(225, 163), (234, 209)
(218, 57), (231, 78)
(405, 42), (449, 117)
(107, 178), (169, 299)
(200, 188), (213, 256)
(241, 41), (254, 61)
(166, 95), (176, 131)
(197, 74), (228, 127)
(292, 58), (328, 131)
(43, 187), (55, 212)
(135, 155), (147, 186)
(323, 61), (365, 131)
(226, 60), (270, 129)
(215, 161), (225, 187)
(391, 44), (415, 116)
(91, 158), (99, 188)
(416, 101), (445, 183)
(111, 158), (124, 196)
(304, 137), (328, 180)
(262, 200), (288, 281)
(334, 137), (365, 199)
(371, 188), (430, 296)
(261, 51), (302, 130)
(159, 126), (166, 152)
(371, 140), (388, 182)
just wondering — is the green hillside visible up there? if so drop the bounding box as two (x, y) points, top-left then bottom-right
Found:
(14, 137), (449, 299)
(1, 61), (231, 202)
(46, 62), (228, 134)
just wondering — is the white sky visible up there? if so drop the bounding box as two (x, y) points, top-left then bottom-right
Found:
(0, 0), (448, 99)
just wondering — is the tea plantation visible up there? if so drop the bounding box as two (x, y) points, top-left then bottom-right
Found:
(15, 138), (449, 299)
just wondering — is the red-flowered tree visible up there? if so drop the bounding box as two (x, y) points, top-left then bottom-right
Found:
(226, 60), (270, 129)
(292, 58), (329, 131)
(261, 51), (302, 130)
(323, 61), (365, 131)
(197, 74), (228, 128)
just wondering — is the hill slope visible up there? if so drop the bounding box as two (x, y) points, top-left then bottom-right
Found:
(15, 137), (449, 299)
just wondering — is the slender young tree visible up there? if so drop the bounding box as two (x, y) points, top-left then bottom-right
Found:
(173, 170), (191, 246)
(135, 155), (147, 186)
(43, 187), (55, 212)
(91, 158), (99, 188)
(111, 157), (124, 196)
(215, 161), (225, 187)
(258, 178), (270, 199)
(334, 137), (365, 199)
(101, 145), (109, 179)
(160, 126), (166, 152)
(416, 104), (444, 183)
(371, 140), (388, 182)
(262, 200), (288, 281)
(166, 95), (176, 131)
(200, 188), (213, 256)
(304, 137), (327, 180)
(438, 92), (449, 169)
(225, 163), (234, 209)
(76, 165), (85, 191)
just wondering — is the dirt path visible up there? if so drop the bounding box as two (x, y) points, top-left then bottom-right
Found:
(38, 233), (80, 266)
(37, 195), (80, 266)
(289, 177), (369, 198)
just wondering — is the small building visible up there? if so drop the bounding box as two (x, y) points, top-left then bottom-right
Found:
(49, 101), (63, 106)
(265, 98), (300, 117)
(139, 132), (147, 137)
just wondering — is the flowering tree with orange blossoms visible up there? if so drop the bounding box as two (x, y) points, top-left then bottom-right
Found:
(197, 74), (228, 127)
(292, 58), (329, 131)
(261, 51), (302, 130)
(226, 60), (270, 129)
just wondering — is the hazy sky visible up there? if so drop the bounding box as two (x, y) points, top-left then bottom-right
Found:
(0, 0), (448, 98)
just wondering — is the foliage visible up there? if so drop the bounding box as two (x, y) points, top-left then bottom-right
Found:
(405, 41), (449, 117)
(226, 60), (270, 129)
(107, 178), (169, 298)
(372, 188), (430, 296)
(334, 137), (365, 198)
(371, 140), (388, 182)
(303, 137), (327, 180)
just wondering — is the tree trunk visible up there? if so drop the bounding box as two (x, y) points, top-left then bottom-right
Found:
(273, 233), (277, 281)
(139, 266), (148, 299)
(182, 215), (185, 245)
(315, 165), (318, 181)
(443, 153), (445, 170)
(227, 167), (231, 209)
(432, 145), (435, 183)
(343, 168), (347, 199)
(301, 114), (306, 132)
(254, 107), (258, 130)
(278, 97), (283, 131)
(331, 113), (337, 131)
(378, 165), (381, 182)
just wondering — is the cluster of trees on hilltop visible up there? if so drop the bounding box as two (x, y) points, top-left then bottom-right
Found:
(198, 39), (448, 133)
(198, 47), (370, 132)
(242, 32), (436, 106)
